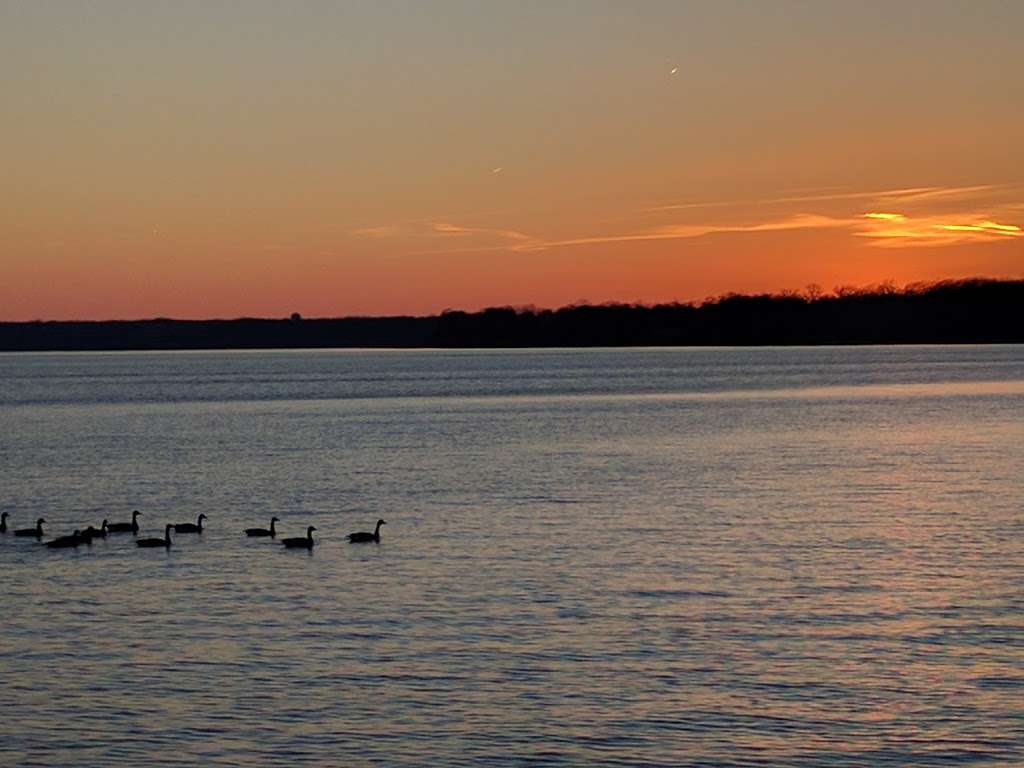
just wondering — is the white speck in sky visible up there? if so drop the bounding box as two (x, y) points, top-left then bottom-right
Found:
(492, 167), (503, 174)
(670, 67), (678, 75)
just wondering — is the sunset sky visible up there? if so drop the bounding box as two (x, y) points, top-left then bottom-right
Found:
(2, 0), (1022, 320)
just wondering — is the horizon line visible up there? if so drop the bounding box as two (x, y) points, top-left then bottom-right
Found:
(2, 276), (1020, 325)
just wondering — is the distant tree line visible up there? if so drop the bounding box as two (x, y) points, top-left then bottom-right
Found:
(1, 278), (1021, 351)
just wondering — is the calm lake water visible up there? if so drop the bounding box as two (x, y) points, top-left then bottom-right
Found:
(1, 346), (1022, 767)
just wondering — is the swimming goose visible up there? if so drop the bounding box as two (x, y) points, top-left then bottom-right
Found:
(348, 519), (386, 543)
(46, 530), (83, 549)
(108, 510), (142, 534)
(80, 520), (109, 542)
(174, 514), (206, 534)
(14, 518), (46, 538)
(245, 517), (279, 537)
(0, 511), (8, 533)
(282, 526), (316, 549)
(136, 524), (173, 549)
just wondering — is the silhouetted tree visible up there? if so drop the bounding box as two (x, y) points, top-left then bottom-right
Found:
(2, 278), (1021, 350)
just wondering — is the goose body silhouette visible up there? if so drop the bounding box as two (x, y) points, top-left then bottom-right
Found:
(174, 514), (206, 534)
(14, 518), (46, 539)
(0, 511), (8, 533)
(136, 524), (173, 549)
(108, 510), (141, 534)
(46, 530), (83, 549)
(80, 520), (109, 542)
(282, 526), (316, 549)
(348, 519), (386, 543)
(245, 517), (279, 537)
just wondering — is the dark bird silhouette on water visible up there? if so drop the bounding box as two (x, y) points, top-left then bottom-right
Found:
(348, 519), (385, 543)
(282, 526), (316, 549)
(14, 518), (46, 539)
(46, 530), (83, 549)
(108, 510), (142, 534)
(245, 517), (279, 537)
(136, 524), (173, 549)
(174, 514), (206, 534)
(79, 520), (109, 542)
(0, 511), (8, 533)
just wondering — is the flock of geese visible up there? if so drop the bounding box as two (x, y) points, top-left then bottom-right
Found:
(0, 510), (386, 551)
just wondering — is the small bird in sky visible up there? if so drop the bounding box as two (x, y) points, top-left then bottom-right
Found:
(670, 66), (678, 75)
(492, 167), (503, 174)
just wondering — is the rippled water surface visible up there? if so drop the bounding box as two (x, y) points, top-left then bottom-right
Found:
(2, 346), (1022, 766)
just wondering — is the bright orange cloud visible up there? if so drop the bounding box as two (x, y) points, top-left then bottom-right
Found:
(858, 212), (1023, 246)
(938, 221), (1021, 234)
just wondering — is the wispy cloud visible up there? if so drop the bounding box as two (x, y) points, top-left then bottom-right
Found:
(352, 183), (1021, 254)
(352, 225), (402, 238)
(353, 220), (535, 252)
(429, 221), (534, 243)
(643, 184), (1010, 214)
(518, 209), (1021, 252)
(430, 222), (473, 235)
(940, 221), (1020, 234)
(876, 185), (1004, 204)
(621, 183), (1023, 249)
(513, 214), (851, 252)
(643, 187), (928, 213)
